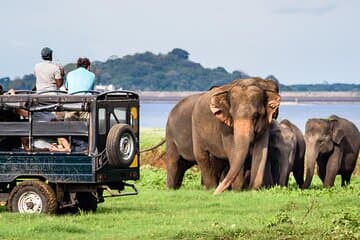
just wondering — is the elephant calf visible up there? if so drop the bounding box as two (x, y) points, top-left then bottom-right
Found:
(266, 119), (305, 188)
(218, 119), (305, 190)
(302, 115), (360, 188)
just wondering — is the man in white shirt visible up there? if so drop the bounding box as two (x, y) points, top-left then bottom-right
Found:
(33, 47), (64, 121)
(34, 47), (64, 92)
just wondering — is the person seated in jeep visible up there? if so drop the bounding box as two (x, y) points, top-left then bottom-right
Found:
(21, 137), (70, 152)
(7, 89), (71, 152)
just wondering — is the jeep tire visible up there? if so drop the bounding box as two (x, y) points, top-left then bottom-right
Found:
(106, 124), (137, 168)
(8, 181), (58, 214)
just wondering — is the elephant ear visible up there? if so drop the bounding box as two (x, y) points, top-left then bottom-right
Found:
(265, 90), (281, 123)
(330, 119), (345, 144)
(209, 89), (232, 127)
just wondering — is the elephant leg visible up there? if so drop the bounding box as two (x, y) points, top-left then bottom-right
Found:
(278, 161), (289, 187)
(201, 157), (226, 188)
(340, 152), (356, 187)
(177, 158), (196, 186)
(249, 129), (270, 189)
(194, 148), (218, 189)
(244, 170), (251, 188)
(231, 157), (250, 190)
(263, 156), (274, 188)
(231, 168), (246, 191)
(166, 141), (184, 189)
(324, 146), (343, 187)
(317, 159), (326, 184)
(341, 173), (351, 186)
(210, 156), (228, 185)
(293, 155), (304, 188)
(270, 156), (280, 186)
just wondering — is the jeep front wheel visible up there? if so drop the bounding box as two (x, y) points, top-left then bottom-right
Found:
(106, 124), (137, 168)
(8, 181), (58, 214)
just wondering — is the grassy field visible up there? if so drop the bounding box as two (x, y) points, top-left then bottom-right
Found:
(0, 128), (358, 240)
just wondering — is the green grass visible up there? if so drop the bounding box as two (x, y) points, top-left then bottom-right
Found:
(0, 129), (359, 240)
(0, 168), (359, 240)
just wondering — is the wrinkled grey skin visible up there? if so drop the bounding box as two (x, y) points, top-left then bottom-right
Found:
(165, 78), (280, 193)
(266, 119), (305, 187)
(165, 93), (201, 189)
(166, 93), (228, 189)
(192, 78), (280, 194)
(302, 115), (360, 188)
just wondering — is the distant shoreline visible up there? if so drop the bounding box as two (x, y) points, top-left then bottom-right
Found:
(139, 91), (360, 103)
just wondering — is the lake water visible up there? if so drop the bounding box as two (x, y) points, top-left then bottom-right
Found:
(140, 102), (360, 133)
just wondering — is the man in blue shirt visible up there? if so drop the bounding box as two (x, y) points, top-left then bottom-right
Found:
(65, 57), (95, 94)
(64, 58), (95, 152)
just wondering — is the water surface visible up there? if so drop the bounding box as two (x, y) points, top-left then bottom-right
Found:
(140, 102), (360, 133)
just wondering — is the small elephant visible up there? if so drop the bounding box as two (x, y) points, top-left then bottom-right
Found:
(266, 119), (305, 188)
(302, 115), (360, 188)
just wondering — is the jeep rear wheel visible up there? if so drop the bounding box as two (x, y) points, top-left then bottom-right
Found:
(106, 124), (137, 168)
(8, 181), (58, 214)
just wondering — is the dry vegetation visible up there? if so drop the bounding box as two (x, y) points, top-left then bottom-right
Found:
(141, 149), (166, 169)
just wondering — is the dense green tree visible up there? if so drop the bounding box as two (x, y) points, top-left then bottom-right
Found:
(169, 48), (189, 60)
(2, 49), (359, 91)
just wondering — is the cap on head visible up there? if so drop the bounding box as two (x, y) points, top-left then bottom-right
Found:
(41, 47), (53, 60)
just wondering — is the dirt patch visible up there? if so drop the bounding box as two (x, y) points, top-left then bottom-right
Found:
(141, 149), (166, 169)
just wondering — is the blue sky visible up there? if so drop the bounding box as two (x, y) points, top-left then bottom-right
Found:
(0, 0), (359, 85)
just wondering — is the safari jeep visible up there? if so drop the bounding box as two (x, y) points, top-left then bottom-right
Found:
(0, 90), (139, 213)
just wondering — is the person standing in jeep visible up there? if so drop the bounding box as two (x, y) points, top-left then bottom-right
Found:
(34, 47), (64, 92)
(33, 47), (64, 122)
(64, 57), (96, 151)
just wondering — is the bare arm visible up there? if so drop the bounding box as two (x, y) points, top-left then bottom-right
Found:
(8, 89), (29, 117)
(55, 66), (65, 88)
(55, 78), (64, 88)
(49, 137), (70, 152)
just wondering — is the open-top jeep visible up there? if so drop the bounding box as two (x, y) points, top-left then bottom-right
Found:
(0, 90), (139, 213)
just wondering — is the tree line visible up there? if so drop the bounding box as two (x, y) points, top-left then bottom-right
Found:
(1, 48), (359, 92)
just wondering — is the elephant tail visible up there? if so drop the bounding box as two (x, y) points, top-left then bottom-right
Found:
(140, 139), (166, 153)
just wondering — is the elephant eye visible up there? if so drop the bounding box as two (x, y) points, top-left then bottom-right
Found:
(252, 112), (259, 120)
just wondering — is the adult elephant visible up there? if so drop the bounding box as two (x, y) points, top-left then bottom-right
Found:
(267, 119), (305, 187)
(302, 115), (360, 188)
(192, 78), (281, 194)
(166, 92), (230, 189)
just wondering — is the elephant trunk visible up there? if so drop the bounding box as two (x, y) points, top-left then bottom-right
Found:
(214, 119), (252, 194)
(302, 146), (318, 189)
